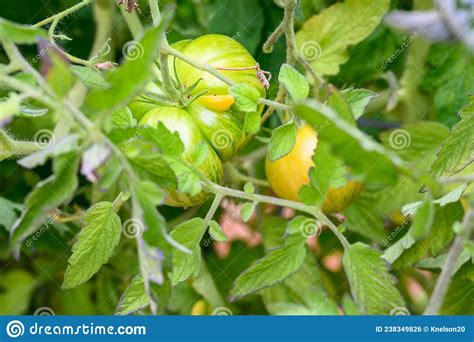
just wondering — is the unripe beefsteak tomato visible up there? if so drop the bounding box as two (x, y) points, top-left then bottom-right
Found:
(265, 125), (363, 213)
(131, 34), (265, 207)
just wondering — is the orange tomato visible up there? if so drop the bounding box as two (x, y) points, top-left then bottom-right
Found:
(265, 125), (362, 213)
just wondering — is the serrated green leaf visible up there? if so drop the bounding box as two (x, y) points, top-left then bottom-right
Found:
(278, 64), (309, 103)
(240, 202), (255, 222)
(116, 276), (150, 315)
(440, 264), (474, 315)
(296, 100), (401, 186)
(209, 220), (227, 242)
(243, 111), (260, 134)
(268, 122), (297, 162)
(343, 242), (405, 314)
(229, 235), (307, 301)
(296, 0), (390, 76)
(431, 98), (474, 177)
(229, 83), (260, 112)
(170, 218), (206, 285)
(343, 188), (386, 241)
(63, 201), (121, 289)
(0, 18), (47, 44)
(10, 152), (79, 255)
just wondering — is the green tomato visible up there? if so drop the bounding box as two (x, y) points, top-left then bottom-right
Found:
(132, 34), (265, 207)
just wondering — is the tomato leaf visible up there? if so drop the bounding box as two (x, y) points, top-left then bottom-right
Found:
(170, 218), (206, 285)
(229, 83), (260, 112)
(0, 18), (47, 44)
(278, 64), (309, 103)
(63, 201), (122, 289)
(10, 153), (79, 255)
(409, 196), (435, 241)
(343, 242), (405, 314)
(268, 122), (297, 162)
(243, 111), (261, 134)
(209, 220), (227, 242)
(431, 97), (474, 177)
(83, 22), (165, 116)
(229, 234), (307, 301)
(296, 0), (390, 76)
(116, 276), (150, 315)
(70, 65), (109, 89)
(0, 197), (21, 232)
(341, 88), (378, 119)
(240, 202), (255, 222)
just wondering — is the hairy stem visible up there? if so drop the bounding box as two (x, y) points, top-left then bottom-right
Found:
(424, 209), (474, 315)
(33, 0), (93, 28)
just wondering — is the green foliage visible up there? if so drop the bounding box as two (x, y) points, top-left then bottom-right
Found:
(268, 122), (297, 161)
(229, 83), (260, 112)
(278, 64), (309, 103)
(296, 0), (390, 76)
(343, 242), (405, 314)
(63, 202), (122, 289)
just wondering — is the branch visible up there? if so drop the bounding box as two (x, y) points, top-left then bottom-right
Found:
(424, 209), (474, 315)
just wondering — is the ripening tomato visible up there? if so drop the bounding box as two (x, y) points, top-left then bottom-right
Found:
(265, 125), (363, 213)
(131, 34), (265, 207)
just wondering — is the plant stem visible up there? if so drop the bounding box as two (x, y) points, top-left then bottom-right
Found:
(283, 0), (298, 64)
(262, 21), (285, 53)
(203, 193), (224, 230)
(33, 0), (93, 28)
(424, 209), (474, 315)
(440, 174), (474, 185)
(258, 98), (291, 112)
(203, 180), (350, 249)
(148, 0), (161, 26)
(118, 4), (144, 38)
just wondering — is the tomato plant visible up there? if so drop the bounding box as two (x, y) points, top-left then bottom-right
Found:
(0, 0), (473, 317)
